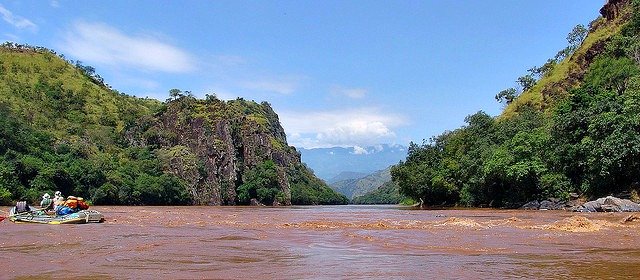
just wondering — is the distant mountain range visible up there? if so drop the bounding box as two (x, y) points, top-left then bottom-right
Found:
(298, 144), (407, 181)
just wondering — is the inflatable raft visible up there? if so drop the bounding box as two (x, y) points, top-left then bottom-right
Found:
(8, 203), (104, 224)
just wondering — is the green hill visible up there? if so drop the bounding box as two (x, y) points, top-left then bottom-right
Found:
(0, 42), (347, 206)
(392, 0), (640, 207)
(330, 167), (392, 199)
(351, 180), (406, 205)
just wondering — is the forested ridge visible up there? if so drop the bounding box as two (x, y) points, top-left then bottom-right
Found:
(0, 42), (347, 206)
(392, 0), (640, 207)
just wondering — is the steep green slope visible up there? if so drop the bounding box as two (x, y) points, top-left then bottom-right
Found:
(392, 0), (640, 207)
(0, 43), (346, 205)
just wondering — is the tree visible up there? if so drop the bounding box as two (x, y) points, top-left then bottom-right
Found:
(584, 56), (640, 94)
(517, 74), (537, 91)
(495, 88), (518, 105)
(237, 160), (282, 205)
(168, 88), (182, 101)
(567, 24), (588, 51)
(528, 59), (557, 79)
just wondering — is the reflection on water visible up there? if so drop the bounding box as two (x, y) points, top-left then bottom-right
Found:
(2, 205), (640, 279)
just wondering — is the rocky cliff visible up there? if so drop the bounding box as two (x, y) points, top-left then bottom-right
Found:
(601, 0), (630, 21)
(127, 96), (302, 205)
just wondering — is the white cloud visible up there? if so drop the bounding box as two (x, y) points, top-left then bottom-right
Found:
(59, 21), (195, 73)
(352, 146), (369, 155)
(50, 1), (60, 8)
(0, 4), (37, 31)
(280, 107), (406, 149)
(332, 86), (367, 99)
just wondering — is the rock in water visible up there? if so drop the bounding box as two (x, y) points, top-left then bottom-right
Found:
(520, 200), (540, 210)
(572, 196), (640, 212)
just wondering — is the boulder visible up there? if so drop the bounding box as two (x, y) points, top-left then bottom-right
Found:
(520, 199), (566, 210)
(520, 200), (540, 210)
(572, 196), (640, 212)
(520, 198), (567, 210)
(539, 199), (565, 210)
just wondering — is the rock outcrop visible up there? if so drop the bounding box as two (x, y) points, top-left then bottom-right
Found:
(600, 0), (630, 21)
(572, 196), (640, 212)
(521, 195), (640, 212)
(127, 96), (304, 205)
(520, 198), (574, 210)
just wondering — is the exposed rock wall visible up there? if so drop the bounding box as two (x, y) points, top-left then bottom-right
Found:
(128, 97), (300, 205)
(600, 0), (629, 20)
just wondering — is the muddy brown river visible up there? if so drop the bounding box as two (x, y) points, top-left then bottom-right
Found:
(2, 205), (640, 279)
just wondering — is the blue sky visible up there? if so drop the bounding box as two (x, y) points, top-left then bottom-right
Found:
(1, 0), (604, 149)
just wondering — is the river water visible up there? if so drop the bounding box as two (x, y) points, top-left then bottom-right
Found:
(2, 205), (640, 279)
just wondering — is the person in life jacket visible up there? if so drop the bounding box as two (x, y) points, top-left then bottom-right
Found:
(40, 193), (53, 210)
(55, 195), (79, 216)
(53, 191), (65, 211)
(53, 197), (65, 211)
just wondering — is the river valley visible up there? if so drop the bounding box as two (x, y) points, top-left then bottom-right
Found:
(2, 205), (640, 279)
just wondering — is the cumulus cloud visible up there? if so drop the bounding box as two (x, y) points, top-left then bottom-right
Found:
(280, 107), (406, 149)
(352, 146), (369, 155)
(332, 86), (367, 99)
(59, 21), (195, 73)
(0, 4), (37, 31)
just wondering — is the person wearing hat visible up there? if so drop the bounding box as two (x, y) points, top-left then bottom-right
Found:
(40, 193), (53, 210)
(53, 191), (62, 201)
(53, 191), (65, 212)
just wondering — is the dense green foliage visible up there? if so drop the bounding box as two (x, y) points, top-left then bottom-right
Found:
(393, 2), (640, 207)
(0, 43), (188, 205)
(237, 160), (284, 205)
(0, 43), (345, 206)
(351, 181), (405, 204)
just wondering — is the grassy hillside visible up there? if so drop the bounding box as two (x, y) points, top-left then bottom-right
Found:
(392, 0), (640, 207)
(0, 42), (347, 206)
(502, 2), (633, 118)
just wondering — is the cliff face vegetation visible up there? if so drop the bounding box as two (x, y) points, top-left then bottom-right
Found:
(392, 0), (640, 207)
(0, 43), (347, 206)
